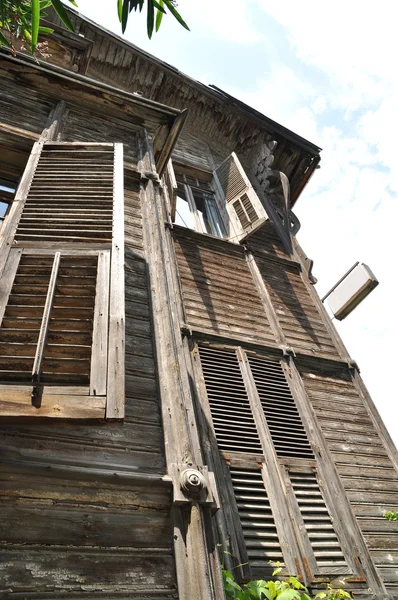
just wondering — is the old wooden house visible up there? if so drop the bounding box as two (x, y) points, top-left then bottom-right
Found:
(0, 7), (397, 600)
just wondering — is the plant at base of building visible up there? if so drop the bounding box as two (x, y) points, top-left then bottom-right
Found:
(222, 563), (312, 600)
(383, 511), (398, 521)
(222, 560), (353, 600)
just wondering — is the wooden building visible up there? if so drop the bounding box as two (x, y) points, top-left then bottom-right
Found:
(0, 8), (397, 600)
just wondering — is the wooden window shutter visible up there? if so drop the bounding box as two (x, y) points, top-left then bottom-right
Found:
(0, 142), (124, 420)
(197, 345), (287, 573)
(246, 353), (350, 577)
(286, 467), (349, 575)
(164, 159), (178, 221)
(213, 153), (269, 242)
(247, 355), (314, 460)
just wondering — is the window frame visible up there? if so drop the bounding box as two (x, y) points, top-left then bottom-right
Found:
(175, 177), (227, 238)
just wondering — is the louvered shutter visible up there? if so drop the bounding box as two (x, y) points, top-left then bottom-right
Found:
(198, 345), (287, 573)
(164, 159), (178, 221)
(246, 353), (350, 577)
(0, 142), (124, 419)
(213, 153), (269, 242)
(287, 468), (349, 574)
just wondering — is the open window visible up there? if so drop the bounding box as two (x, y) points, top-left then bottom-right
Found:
(168, 152), (270, 242)
(0, 142), (124, 420)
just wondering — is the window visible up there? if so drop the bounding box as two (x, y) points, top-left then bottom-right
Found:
(169, 153), (270, 242)
(0, 179), (16, 230)
(194, 343), (356, 583)
(175, 178), (226, 238)
(0, 142), (124, 420)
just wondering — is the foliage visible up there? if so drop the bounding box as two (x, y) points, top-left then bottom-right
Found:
(0, 0), (77, 54)
(384, 511), (398, 521)
(118, 0), (189, 39)
(222, 561), (352, 600)
(314, 583), (352, 600)
(0, 0), (189, 55)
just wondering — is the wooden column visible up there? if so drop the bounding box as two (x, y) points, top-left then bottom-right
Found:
(139, 133), (224, 598)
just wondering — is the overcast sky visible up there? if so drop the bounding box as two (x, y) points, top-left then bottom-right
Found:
(76, 0), (398, 447)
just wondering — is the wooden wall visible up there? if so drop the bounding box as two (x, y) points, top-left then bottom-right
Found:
(0, 183), (178, 598)
(300, 363), (398, 595)
(172, 221), (398, 596)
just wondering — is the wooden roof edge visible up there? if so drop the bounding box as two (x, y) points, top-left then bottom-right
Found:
(0, 46), (181, 122)
(61, 6), (322, 158)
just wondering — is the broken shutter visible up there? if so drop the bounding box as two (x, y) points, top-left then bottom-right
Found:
(213, 153), (269, 242)
(0, 142), (124, 419)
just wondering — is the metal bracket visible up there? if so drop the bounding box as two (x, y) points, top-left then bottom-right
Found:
(171, 463), (220, 512)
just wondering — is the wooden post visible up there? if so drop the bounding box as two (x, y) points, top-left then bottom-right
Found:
(140, 131), (224, 597)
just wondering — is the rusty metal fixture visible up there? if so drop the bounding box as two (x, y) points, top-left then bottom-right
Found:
(180, 468), (207, 495)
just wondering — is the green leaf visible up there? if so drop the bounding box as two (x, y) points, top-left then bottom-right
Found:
(117, 0), (123, 22)
(146, 0), (154, 38)
(163, 0), (190, 30)
(272, 567), (282, 576)
(288, 577), (305, 590)
(277, 590), (300, 600)
(121, 0), (129, 32)
(50, 0), (75, 31)
(0, 30), (10, 47)
(155, 0), (164, 32)
(38, 26), (54, 33)
(314, 594), (327, 599)
(31, 0), (40, 52)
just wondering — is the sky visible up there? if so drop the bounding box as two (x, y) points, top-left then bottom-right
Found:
(76, 0), (398, 447)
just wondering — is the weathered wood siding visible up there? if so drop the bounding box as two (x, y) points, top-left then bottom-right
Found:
(0, 182), (177, 598)
(300, 364), (398, 593)
(63, 109), (140, 168)
(173, 227), (276, 345)
(255, 257), (340, 359)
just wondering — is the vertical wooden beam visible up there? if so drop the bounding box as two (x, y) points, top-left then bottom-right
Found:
(106, 144), (125, 419)
(90, 250), (110, 397)
(140, 133), (224, 598)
